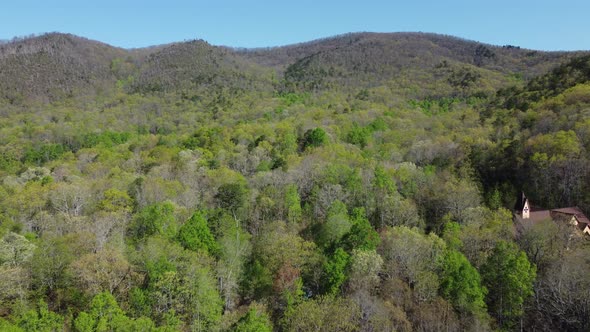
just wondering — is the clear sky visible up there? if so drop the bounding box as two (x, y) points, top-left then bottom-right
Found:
(1, 0), (589, 51)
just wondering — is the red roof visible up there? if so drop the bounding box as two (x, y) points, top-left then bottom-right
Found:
(515, 210), (551, 225)
(530, 210), (552, 223)
(514, 193), (590, 236)
(551, 207), (590, 225)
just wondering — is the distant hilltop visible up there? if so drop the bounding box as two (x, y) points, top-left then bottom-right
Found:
(0, 32), (588, 103)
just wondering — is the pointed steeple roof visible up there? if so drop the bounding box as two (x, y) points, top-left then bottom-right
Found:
(514, 191), (528, 211)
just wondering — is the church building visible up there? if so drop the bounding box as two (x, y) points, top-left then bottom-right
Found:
(514, 192), (590, 236)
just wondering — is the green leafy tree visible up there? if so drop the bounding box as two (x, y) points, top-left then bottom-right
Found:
(128, 287), (151, 318)
(372, 165), (395, 194)
(439, 249), (487, 316)
(30, 233), (94, 303)
(379, 226), (446, 301)
(232, 305), (273, 332)
(98, 188), (133, 213)
(17, 300), (64, 332)
(300, 127), (327, 150)
(74, 292), (124, 332)
(253, 221), (316, 276)
(73, 292), (159, 332)
(341, 208), (380, 251)
(318, 200), (351, 248)
(23, 143), (67, 165)
(372, 165), (398, 227)
(346, 123), (371, 147)
(137, 237), (223, 330)
(215, 182), (248, 217)
(441, 221), (463, 251)
(485, 186), (502, 210)
(0, 319), (23, 332)
(243, 260), (273, 300)
(284, 184), (302, 224)
(276, 124), (298, 156)
(453, 207), (515, 267)
(323, 247), (350, 295)
(130, 202), (177, 241)
(150, 269), (222, 331)
(177, 211), (218, 255)
(481, 240), (536, 329)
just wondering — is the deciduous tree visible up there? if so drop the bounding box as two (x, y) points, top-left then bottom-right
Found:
(481, 240), (536, 329)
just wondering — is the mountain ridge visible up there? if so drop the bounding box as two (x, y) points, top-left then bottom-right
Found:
(0, 31), (588, 103)
(5, 31), (586, 52)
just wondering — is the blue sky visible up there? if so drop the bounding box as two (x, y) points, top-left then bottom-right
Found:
(1, 0), (589, 51)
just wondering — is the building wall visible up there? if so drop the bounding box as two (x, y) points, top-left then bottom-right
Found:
(523, 200), (530, 219)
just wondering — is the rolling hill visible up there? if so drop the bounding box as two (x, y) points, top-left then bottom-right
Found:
(0, 32), (586, 103)
(497, 54), (590, 110)
(239, 32), (581, 77)
(239, 33), (585, 96)
(130, 39), (274, 94)
(0, 33), (128, 102)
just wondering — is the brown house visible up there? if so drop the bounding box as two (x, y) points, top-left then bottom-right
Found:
(514, 192), (590, 236)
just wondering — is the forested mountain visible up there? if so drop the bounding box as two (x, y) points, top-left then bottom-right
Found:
(497, 54), (590, 109)
(130, 40), (275, 94)
(0, 34), (276, 103)
(239, 32), (574, 74)
(0, 32), (589, 332)
(1, 32), (586, 103)
(240, 32), (585, 96)
(0, 33), (128, 102)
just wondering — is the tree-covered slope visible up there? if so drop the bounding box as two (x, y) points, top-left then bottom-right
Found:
(241, 32), (579, 75)
(0, 33), (129, 102)
(0, 32), (589, 332)
(130, 39), (275, 94)
(239, 32), (584, 95)
(1, 32), (584, 105)
(497, 54), (590, 110)
(0, 34), (275, 104)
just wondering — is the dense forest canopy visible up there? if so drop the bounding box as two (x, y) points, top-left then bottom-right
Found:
(0, 32), (589, 331)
